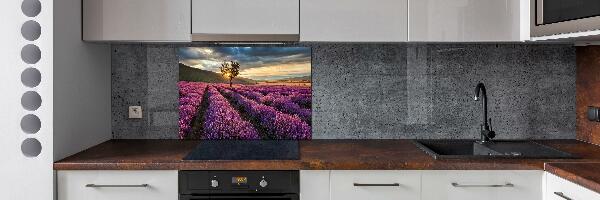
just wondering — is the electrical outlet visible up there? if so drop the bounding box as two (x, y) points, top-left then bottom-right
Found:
(128, 106), (143, 119)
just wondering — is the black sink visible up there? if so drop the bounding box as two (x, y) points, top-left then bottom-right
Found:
(413, 140), (577, 160)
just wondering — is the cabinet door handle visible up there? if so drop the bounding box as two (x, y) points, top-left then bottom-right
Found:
(353, 183), (400, 187)
(553, 192), (573, 200)
(451, 182), (514, 188)
(85, 184), (149, 188)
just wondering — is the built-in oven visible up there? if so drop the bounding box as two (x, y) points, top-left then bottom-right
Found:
(179, 171), (299, 200)
(532, 0), (600, 37)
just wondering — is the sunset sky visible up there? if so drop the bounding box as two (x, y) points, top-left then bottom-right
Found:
(178, 47), (311, 81)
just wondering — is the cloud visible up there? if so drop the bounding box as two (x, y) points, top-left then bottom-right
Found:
(240, 63), (311, 81)
(178, 47), (311, 80)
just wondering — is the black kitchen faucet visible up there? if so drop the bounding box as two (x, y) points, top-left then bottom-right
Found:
(474, 82), (495, 143)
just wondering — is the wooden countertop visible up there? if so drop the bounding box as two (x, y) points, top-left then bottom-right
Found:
(54, 139), (600, 170)
(545, 162), (600, 194)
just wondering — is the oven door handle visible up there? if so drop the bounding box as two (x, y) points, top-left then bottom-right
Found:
(536, 0), (544, 25)
(180, 194), (299, 200)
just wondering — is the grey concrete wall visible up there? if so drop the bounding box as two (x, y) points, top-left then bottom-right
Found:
(112, 43), (576, 139)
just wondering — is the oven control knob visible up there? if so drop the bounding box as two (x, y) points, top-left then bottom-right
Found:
(210, 179), (219, 188)
(259, 179), (268, 188)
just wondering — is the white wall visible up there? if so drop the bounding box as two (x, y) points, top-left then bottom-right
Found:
(0, 0), (109, 198)
(53, 0), (111, 161)
(0, 0), (54, 199)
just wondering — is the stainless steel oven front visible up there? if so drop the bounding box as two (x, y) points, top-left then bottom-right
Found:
(179, 171), (299, 200)
(532, 0), (600, 37)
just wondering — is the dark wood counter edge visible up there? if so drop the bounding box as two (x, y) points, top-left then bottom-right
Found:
(54, 161), (549, 170)
(54, 139), (600, 194)
(545, 162), (600, 194)
(53, 139), (600, 171)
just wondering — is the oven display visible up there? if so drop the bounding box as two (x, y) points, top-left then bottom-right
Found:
(232, 176), (248, 185)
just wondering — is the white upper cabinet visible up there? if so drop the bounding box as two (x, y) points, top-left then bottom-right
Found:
(408, 0), (530, 42)
(191, 0), (300, 41)
(82, 0), (191, 42)
(300, 0), (408, 42)
(81, 0), (532, 42)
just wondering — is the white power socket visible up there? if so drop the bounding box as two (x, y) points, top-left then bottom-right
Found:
(128, 106), (143, 119)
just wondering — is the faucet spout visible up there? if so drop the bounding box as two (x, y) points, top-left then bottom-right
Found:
(474, 83), (495, 142)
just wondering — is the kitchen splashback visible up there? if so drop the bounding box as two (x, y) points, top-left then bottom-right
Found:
(112, 43), (576, 139)
(177, 47), (312, 140)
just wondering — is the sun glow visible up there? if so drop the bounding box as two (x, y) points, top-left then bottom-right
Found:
(239, 63), (310, 80)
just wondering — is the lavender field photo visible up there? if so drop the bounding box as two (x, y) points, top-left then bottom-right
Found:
(178, 47), (312, 140)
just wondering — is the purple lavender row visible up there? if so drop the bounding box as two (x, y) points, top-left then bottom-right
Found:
(239, 86), (311, 106)
(203, 86), (260, 139)
(235, 91), (311, 124)
(289, 93), (311, 108)
(271, 96), (311, 124)
(178, 81), (207, 139)
(220, 88), (311, 140)
(242, 85), (311, 96)
(236, 89), (264, 101)
(236, 87), (309, 106)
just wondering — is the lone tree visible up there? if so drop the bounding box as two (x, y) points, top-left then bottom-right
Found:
(220, 61), (240, 87)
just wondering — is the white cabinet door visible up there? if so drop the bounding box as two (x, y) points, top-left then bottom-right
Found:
(82, 0), (191, 41)
(330, 170), (420, 200)
(545, 172), (600, 200)
(57, 170), (178, 200)
(191, 0), (299, 41)
(422, 170), (543, 200)
(300, 0), (408, 42)
(300, 170), (330, 200)
(409, 0), (529, 42)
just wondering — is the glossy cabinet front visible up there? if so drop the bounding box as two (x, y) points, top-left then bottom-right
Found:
(82, 0), (191, 41)
(421, 170), (543, 200)
(191, 0), (299, 39)
(300, 170), (546, 200)
(545, 172), (600, 200)
(409, 0), (529, 42)
(330, 170), (421, 200)
(300, 0), (408, 42)
(57, 170), (178, 200)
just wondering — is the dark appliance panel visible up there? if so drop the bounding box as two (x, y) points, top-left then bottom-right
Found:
(180, 194), (298, 200)
(179, 171), (299, 200)
(538, 0), (600, 25)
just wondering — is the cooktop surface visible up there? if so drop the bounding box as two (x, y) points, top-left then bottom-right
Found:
(183, 140), (300, 160)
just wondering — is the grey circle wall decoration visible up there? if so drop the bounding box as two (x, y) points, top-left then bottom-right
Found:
(21, 20), (41, 41)
(21, 44), (41, 64)
(21, 0), (41, 17)
(20, 0), (44, 160)
(21, 138), (42, 157)
(21, 114), (41, 134)
(21, 91), (42, 111)
(21, 68), (41, 88)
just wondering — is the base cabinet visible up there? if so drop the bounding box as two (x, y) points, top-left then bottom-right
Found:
(300, 171), (330, 200)
(57, 170), (178, 200)
(421, 170), (543, 200)
(545, 172), (600, 200)
(300, 170), (548, 200)
(330, 170), (421, 200)
(57, 170), (600, 200)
